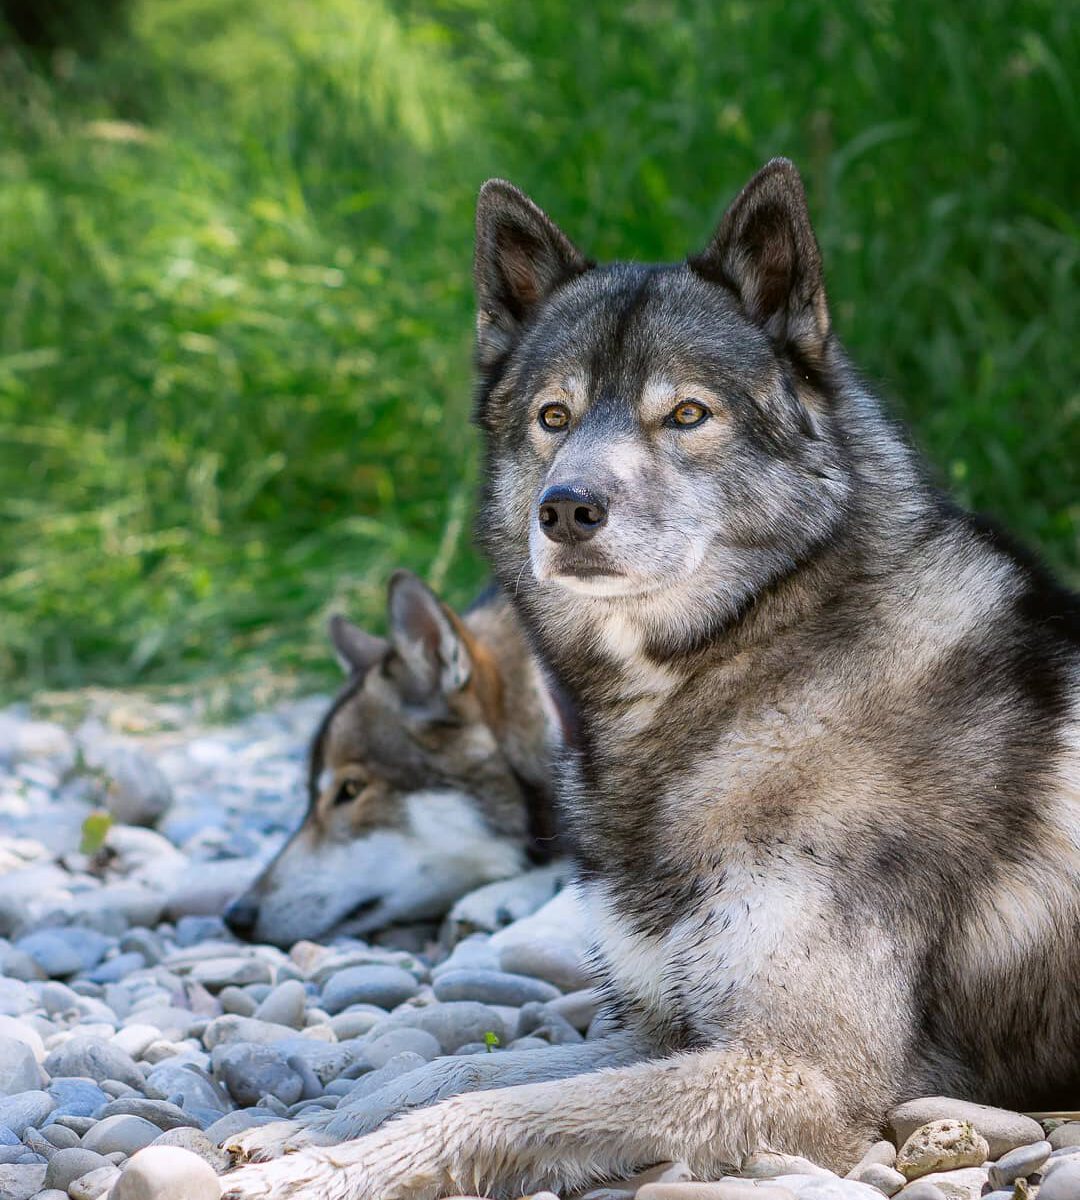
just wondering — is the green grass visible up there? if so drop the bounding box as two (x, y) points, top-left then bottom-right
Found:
(0, 0), (1076, 700)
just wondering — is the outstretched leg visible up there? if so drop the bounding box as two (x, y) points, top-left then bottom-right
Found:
(228, 1031), (644, 1162)
(223, 1045), (876, 1199)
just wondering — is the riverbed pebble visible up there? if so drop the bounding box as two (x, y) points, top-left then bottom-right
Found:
(44, 1036), (144, 1089)
(1049, 1122), (1080, 1150)
(986, 1139), (1052, 1188)
(320, 964), (420, 1013)
(81, 1112), (163, 1155)
(1040, 1158), (1080, 1200)
(43, 1146), (114, 1191)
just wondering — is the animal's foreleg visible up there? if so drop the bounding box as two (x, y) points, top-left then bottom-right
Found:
(222, 1045), (874, 1200)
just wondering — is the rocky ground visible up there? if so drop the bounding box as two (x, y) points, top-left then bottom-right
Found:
(0, 694), (1078, 1200)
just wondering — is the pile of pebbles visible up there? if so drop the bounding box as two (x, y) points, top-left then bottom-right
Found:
(0, 696), (1077, 1200)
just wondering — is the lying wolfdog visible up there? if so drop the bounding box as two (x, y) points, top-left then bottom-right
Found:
(225, 159), (1080, 1198)
(224, 570), (559, 948)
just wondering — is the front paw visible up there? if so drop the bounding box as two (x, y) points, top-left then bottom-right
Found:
(222, 1145), (346, 1199)
(223, 1117), (448, 1200)
(225, 1116), (325, 1163)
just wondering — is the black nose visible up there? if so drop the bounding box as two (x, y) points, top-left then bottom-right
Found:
(538, 485), (608, 544)
(223, 896), (258, 940)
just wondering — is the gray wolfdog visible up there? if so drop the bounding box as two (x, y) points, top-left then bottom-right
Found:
(224, 571), (559, 948)
(225, 159), (1080, 1199)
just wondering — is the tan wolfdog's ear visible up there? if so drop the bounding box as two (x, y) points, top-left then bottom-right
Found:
(473, 179), (591, 366)
(327, 614), (387, 677)
(690, 158), (830, 363)
(386, 569), (471, 698)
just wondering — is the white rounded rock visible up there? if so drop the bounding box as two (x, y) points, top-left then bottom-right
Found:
(109, 1145), (221, 1199)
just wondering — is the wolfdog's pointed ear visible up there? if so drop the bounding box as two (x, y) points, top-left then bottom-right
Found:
(387, 570), (471, 698)
(327, 614), (387, 677)
(691, 159), (830, 361)
(474, 180), (590, 365)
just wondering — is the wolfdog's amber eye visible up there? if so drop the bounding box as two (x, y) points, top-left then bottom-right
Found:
(538, 403), (571, 430)
(666, 401), (710, 428)
(333, 778), (362, 806)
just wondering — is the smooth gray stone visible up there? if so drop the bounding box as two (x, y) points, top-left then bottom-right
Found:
(988, 1139), (1052, 1188)
(253, 980), (307, 1029)
(432, 968), (561, 1006)
(217, 1044), (303, 1107)
(1041, 1159), (1080, 1200)
(0, 1038), (42, 1096)
(143, 1064), (228, 1114)
(360, 1028), (442, 1068)
(433, 936), (500, 979)
(50, 1115), (96, 1135)
(364, 1001), (510, 1054)
(44, 1038), (143, 1090)
(69, 980), (106, 997)
(1049, 1122), (1080, 1150)
(12, 932), (82, 978)
(100, 1079), (139, 1100)
(187, 956), (272, 991)
(453, 1041), (490, 1056)
(67, 1163), (120, 1199)
(93, 1097), (199, 1132)
(202, 1107), (281, 1145)
(327, 1008), (384, 1040)
(40, 1123), (80, 1149)
(540, 987), (601, 1032)
(260, 1037), (357, 1085)
(497, 939), (591, 991)
(320, 966), (420, 1014)
(81, 1114), (162, 1156)
(38, 981), (81, 1015)
(0, 950), (42, 982)
(48, 1078), (110, 1118)
(853, 1163), (906, 1196)
(0, 1124), (17, 1144)
(285, 1054), (324, 1101)
(0, 1089), (56, 1136)
(201, 1015), (297, 1049)
(16, 928), (111, 977)
(218, 986), (257, 1017)
(149, 1126), (229, 1174)
(173, 916), (228, 948)
(0, 980), (36, 1016)
(86, 953), (147, 985)
(894, 1184), (949, 1200)
(43, 1147), (113, 1192)
(516, 1003), (583, 1045)
(118, 930), (165, 965)
(0, 1146), (46, 1164)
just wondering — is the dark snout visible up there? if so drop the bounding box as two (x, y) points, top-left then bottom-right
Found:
(538, 483), (608, 544)
(223, 894), (259, 941)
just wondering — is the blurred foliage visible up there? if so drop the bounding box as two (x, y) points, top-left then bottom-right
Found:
(0, 0), (1076, 699)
